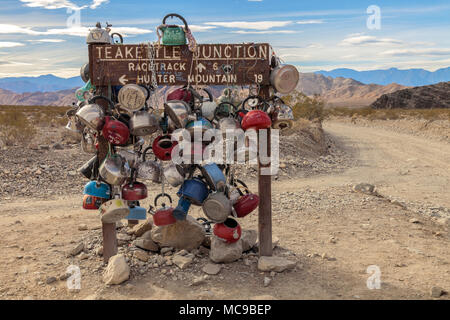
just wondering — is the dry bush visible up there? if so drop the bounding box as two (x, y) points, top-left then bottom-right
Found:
(326, 107), (450, 121)
(283, 92), (325, 122)
(0, 110), (36, 146)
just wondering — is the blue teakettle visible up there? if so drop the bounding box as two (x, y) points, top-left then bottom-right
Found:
(177, 178), (209, 206)
(125, 205), (147, 220)
(83, 181), (111, 199)
(200, 163), (226, 191)
(172, 197), (192, 221)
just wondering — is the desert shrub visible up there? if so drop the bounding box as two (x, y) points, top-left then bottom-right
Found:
(283, 92), (325, 122)
(326, 107), (450, 121)
(0, 110), (36, 146)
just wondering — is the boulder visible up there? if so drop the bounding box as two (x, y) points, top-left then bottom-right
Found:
(134, 238), (159, 252)
(241, 230), (258, 252)
(134, 250), (150, 262)
(210, 236), (242, 263)
(258, 256), (296, 273)
(130, 219), (153, 237)
(151, 216), (205, 251)
(103, 254), (130, 285)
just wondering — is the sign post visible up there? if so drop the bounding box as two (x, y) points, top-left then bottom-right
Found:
(89, 43), (274, 262)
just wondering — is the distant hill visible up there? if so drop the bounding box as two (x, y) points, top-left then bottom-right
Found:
(297, 73), (407, 107)
(0, 75), (83, 93)
(0, 88), (76, 106)
(371, 82), (450, 109)
(316, 67), (450, 87)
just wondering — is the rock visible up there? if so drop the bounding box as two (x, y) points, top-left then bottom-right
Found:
(59, 273), (71, 281)
(39, 145), (49, 150)
(160, 247), (174, 255)
(95, 246), (103, 256)
(141, 230), (153, 240)
(210, 237), (242, 263)
(202, 263), (222, 275)
(131, 219), (153, 237)
(134, 239), (159, 252)
(431, 286), (446, 298)
(103, 254), (130, 285)
(409, 218), (420, 224)
(173, 253), (194, 270)
(151, 216), (205, 251)
(67, 242), (84, 257)
(241, 230), (258, 252)
(46, 276), (57, 285)
(257, 256), (296, 273)
(353, 183), (376, 195)
(437, 218), (450, 227)
(78, 224), (88, 231)
(134, 250), (149, 262)
(198, 246), (210, 256)
(191, 275), (208, 286)
(79, 253), (89, 260)
(52, 143), (64, 150)
(264, 277), (272, 287)
(321, 253), (337, 261)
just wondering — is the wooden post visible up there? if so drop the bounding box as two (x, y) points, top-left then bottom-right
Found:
(258, 86), (273, 257)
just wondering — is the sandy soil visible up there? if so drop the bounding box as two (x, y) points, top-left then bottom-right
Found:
(0, 120), (449, 300)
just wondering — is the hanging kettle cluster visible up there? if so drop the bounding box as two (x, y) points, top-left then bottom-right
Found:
(67, 13), (297, 245)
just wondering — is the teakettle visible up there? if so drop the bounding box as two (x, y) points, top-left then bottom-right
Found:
(83, 195), (106, 210)
(125, 203), (147, 220)
(231, 179), (259, 218)
(157, 14), (189, 46)
(152, 135), (178, 161)
(129, 108), (159, 136)
(150, 193), (177, 226)
(177, 178), (209, 206)
(202, 191), (232, 223)
(118, 84), (149, 113)
(172, 197), (192, 221)
(122, 180), (148, 201)
(83, 180), (111, 199)
(86, 22), (113, 44)
(270, 59), (300, 94)
(199, 163), (226, 191)
(80, 63), (90, 83)
(213, 218), (242, 243)
(102, 116), (131, 146)
(75, 80), (96, 102)
(137, 147), (162, 183)
(240, 96), (272, 131)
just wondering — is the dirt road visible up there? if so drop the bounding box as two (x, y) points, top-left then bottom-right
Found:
(0, 120), (449, 300)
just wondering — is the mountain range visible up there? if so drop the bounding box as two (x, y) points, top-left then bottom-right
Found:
(0, 74), (83, 94)
(316, 67), (450, 87)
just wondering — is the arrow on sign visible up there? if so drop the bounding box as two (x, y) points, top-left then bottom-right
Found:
(119, 75), (128, 85)
(196, 63), (206, 73)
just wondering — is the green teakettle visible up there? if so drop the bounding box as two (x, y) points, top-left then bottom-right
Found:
(157, 13), (189, 46)
(75, 80), (96, 102)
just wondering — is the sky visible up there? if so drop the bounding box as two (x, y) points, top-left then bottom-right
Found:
(0, 0), (449, 78)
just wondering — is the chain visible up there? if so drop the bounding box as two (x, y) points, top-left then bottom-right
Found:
(147, 42), (159, 108)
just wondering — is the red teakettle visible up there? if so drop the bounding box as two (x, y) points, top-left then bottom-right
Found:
(122, 181), (148, 201)
(151, 193), (176, 226)
(213, 218), (242, 243)
(241, 110), (272, 131)
(233, 180), (260, 218)
(152, 135), (178, 161)
(166, 86), (193, 105)
(102, 116), (130, 146)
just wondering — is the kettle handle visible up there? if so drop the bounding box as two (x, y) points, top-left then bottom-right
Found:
(111, 33), (123, 44)
(162, 13), (189, 31)
(88, 95), (116, 114)
(200, 88), (214, 103)
(154, 193), (173, 207)
(233, 179), (251, 196)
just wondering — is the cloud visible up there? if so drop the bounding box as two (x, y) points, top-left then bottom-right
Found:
(204, 20), (292, 30)
(296, 20), (324, 24)
(232, 30), (297, 34)
(19, 0), (86, 10)
(0, 24), (43, 35)
(188, 25), (217, 32)
(340, 34), (403, 46)
(19, 0), (108, 10)
(0, 24), (152, 37)
(90, 0), (109, 9)
(27, 39), (66, 43)
(381, 48), (450, 57)
(0, 42), (25, 48)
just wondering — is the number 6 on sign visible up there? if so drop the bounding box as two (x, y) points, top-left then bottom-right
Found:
(254, 74), (263, 83)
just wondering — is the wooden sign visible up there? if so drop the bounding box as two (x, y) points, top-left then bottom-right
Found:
(89, 43), (271, 87)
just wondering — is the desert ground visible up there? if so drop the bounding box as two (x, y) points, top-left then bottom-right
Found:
(0, 118), (449, 300)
